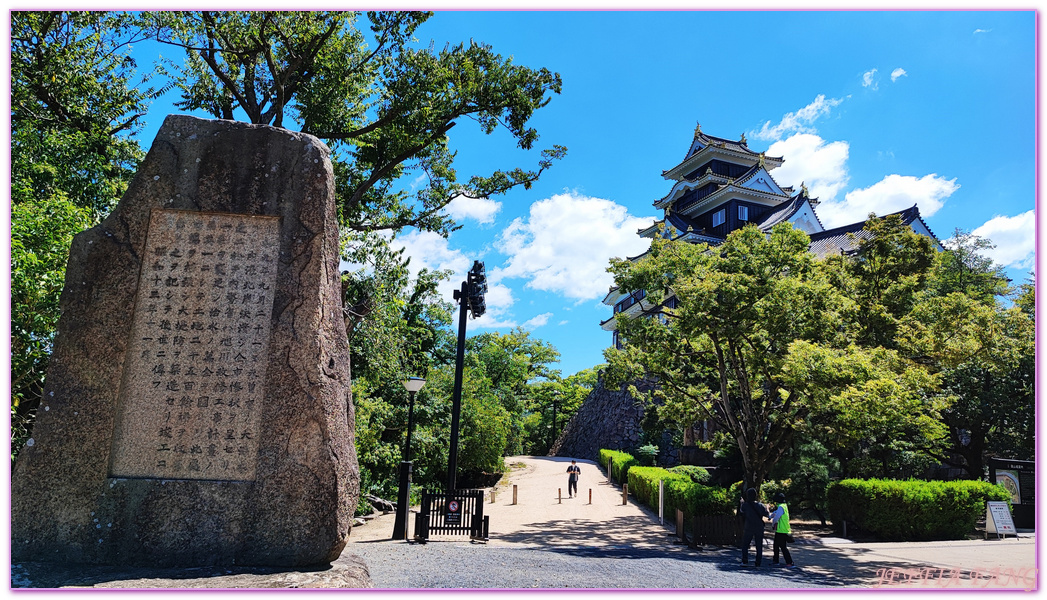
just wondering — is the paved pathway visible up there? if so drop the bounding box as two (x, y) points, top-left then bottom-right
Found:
(346, 456), (1038, 590)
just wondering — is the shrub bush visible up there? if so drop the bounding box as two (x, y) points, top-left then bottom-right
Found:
(635, 444), (659, 466)
(668, 465), (711, 484)
(613, 457), (735, 518)
(762, 479), (792, 502)
(627, 466), (691, 509)
(827, 478), (1012, 541)
(599, 449), (639, 483)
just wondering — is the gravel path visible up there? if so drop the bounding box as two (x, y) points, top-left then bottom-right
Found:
(343, 456), (843, 589)
(346, 537), (840, 588)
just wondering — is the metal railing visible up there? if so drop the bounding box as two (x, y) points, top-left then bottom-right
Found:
(413, 489), (489, 543)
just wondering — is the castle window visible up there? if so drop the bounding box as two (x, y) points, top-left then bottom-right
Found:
(738, 205), (749, 221)
(712, 209), (725, 227)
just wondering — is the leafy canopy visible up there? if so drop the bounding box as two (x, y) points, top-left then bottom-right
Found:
(145, 10), (566, 236)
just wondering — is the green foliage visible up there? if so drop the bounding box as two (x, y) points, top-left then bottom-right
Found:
(635, 444), (659, 467)
(606, 223), (856, 490)
(929, 229), (1010, 303)
(843, 214), (939, 348)
(146, 10), (566, 236)
(898, 248), (1035, 478)
(625, 465), (735, 518)
(769, 439), (838, 521)
(668, 465), (711, 485)
(599, 449), (639, 484)
(11, 11), (151, 458)
(783, 340), (949, 475)
(1013, 277), (1034, 317)
(627, 466), (689, 507)
(353, 495), (374, 517)
(827, 478), (1011, 540)
(624, 460), (732, 517)
(12, 11), (150, 214)
(521, 366), (599, 455)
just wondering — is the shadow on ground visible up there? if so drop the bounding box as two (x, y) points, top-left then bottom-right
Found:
(494, 514), (935, 587)
(11, 554), (371, 589)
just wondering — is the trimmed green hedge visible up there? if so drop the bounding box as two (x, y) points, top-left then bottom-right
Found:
(613, 457), (735, 518)
(599, 449), (639, 484)
(668, 465), (711, 485)
(827, 478), (1012, 541)
(627, 466), (691, 513)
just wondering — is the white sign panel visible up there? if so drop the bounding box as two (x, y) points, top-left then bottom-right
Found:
(986, 501), (1016, 538)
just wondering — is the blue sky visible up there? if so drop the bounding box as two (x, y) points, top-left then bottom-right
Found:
(132, 10), (1036, 377)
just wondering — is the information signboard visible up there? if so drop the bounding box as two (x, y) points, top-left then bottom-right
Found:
(985, 501), (1016, 539)
(988, 457), (1034, 529)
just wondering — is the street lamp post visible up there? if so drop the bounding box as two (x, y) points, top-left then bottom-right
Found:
(392, 376), (426, 540)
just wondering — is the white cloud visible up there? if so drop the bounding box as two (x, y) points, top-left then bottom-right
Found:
(971, 210), (1036, 269)
(974, 28), (992, 34)
(443, 195), (502, 225)
(390, 230), (518, 328)
(816, 173), (959, 228)
(862, 68), (879, 89)
(767, 133), (850, 204)
(470, 282), (519, 329)
(558, 320), (569, 326)
(391, 230), (471, 283)
(752, 95), (845, 141)
(495, 192), (655, 301)
(521, 312), (553, 330)
(891, 68), (908, 82)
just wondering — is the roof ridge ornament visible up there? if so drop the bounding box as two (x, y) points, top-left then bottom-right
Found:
(694, 121), (702, 138)
(801, 181), (809, 197)
(740, 132), (747, 145)
(758, 152), (765, 167)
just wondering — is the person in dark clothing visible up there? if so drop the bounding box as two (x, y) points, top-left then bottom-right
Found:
(566, 460), (581, 498)
(737, 487), (769, 566)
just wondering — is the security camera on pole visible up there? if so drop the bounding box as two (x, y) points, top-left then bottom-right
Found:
(447, 260), (487, 492)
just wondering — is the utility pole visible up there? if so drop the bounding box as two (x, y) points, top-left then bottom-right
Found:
(447, 261), (487, 492)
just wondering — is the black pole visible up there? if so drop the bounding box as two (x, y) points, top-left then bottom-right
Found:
(391, 389), (419, 540)
(447, 281), (469, 492)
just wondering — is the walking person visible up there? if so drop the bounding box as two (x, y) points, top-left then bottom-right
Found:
(770, 492), (795, 567)
(566, 460), (581, 498)
(738, 487), (769, 566)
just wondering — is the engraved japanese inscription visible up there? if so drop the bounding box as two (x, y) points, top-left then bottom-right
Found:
(110, 209), (280, 481)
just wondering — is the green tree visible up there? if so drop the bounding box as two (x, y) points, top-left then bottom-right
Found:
(929, 229), (1011, 302)
(782, 341), (947, 478)
(10, 199), (95, 457)
(145, 10), (566, 236)
(11, 11), (153, 458)
(899, 275), (1035, 478)
(341, 232), (457, 500)
(841, 213), (938, 348)
(521, 366), (599, 455)
(466, 328), (561, 455)
(1013, 276), (1035, 317)
(12, 11), (151, 214)
(605, 223), (857, 490)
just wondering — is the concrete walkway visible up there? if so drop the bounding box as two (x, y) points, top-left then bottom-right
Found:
(349, 456), (1038, 590)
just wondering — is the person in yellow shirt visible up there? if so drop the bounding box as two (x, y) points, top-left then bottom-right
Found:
(769, 492), (795, 567)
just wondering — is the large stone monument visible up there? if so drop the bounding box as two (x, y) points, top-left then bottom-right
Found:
(11, 115), (359, 567)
